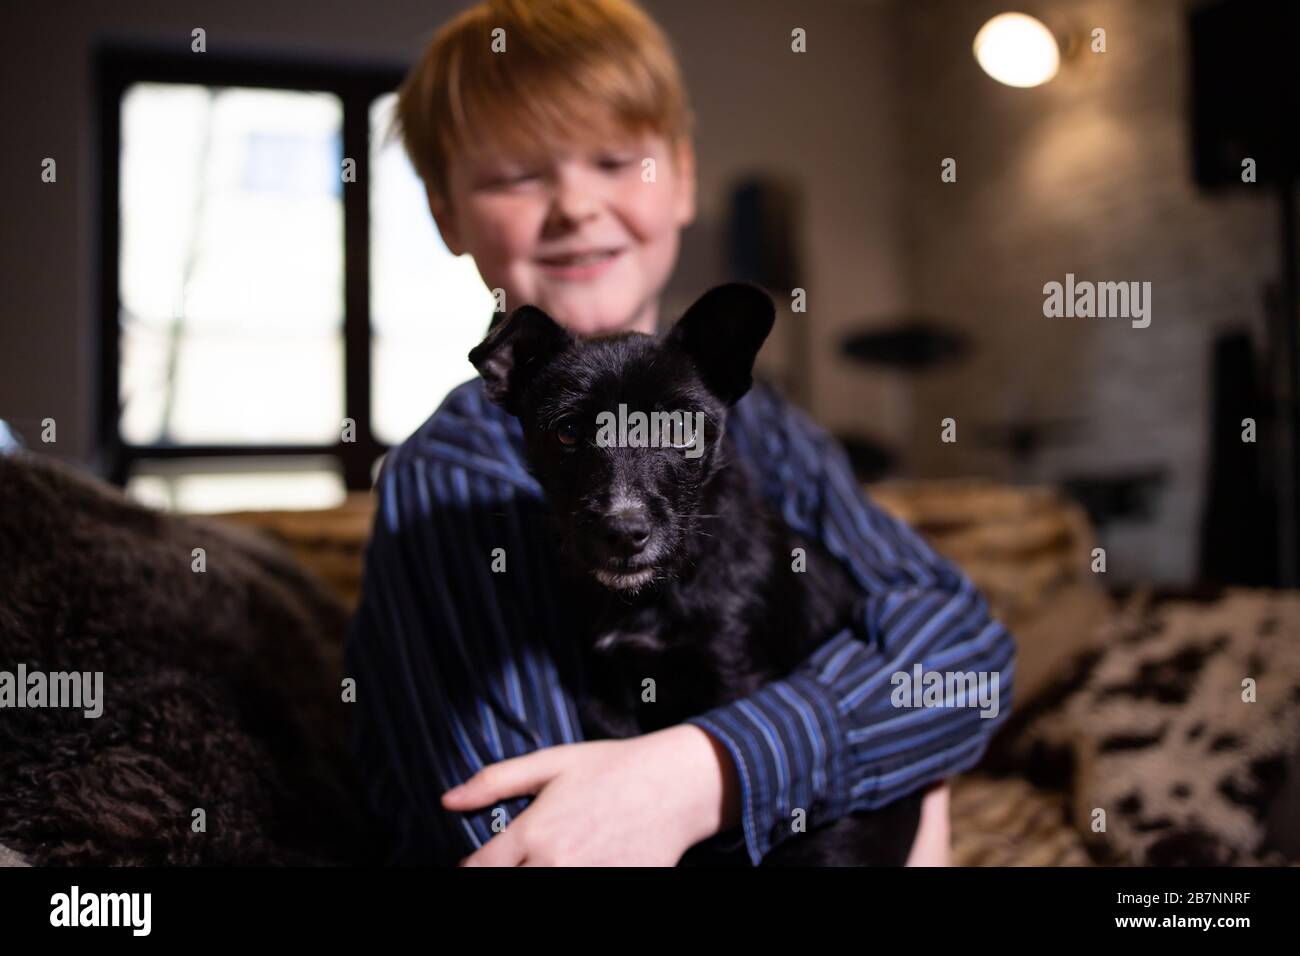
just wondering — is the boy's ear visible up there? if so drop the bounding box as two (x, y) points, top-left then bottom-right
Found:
(664, 283), (775, 405)
(468, 305), (574, 414)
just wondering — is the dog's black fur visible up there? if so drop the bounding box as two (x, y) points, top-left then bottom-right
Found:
(470, 282), (922, 866)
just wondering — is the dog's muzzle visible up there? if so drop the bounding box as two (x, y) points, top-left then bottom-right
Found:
(587, 502), (661, 591)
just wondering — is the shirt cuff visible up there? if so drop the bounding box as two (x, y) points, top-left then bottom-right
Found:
(684, 668), (853, 865)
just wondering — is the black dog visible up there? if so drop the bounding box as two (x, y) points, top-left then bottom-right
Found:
(469, 282), (922, 866)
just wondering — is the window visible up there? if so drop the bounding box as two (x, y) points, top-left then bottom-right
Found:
(118, 84), (346, 450)
(97, 48), (492, 512)
(368, 94), (496, 444)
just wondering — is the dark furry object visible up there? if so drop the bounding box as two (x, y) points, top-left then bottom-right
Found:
(0, 452), (376, 865)
(469, 283), (923, 866)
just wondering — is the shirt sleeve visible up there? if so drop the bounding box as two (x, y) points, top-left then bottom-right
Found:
(683, 387), (1018, 865)
(345, 452), (585, 865)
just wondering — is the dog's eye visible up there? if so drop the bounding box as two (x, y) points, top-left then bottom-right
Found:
(556, 420), (579, 448)
(667, 415), (699, 449)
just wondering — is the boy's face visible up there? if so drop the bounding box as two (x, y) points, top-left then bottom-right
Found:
(429, 129), (696, 337)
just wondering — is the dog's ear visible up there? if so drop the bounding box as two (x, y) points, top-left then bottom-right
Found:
(664, 283), (775, 405)
(468, 305), (573, 413)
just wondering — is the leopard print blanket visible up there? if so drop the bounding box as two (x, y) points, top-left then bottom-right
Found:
(980, 587), (1300, 866)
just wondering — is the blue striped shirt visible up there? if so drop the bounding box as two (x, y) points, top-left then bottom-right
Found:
(346, 376), (1017, 865)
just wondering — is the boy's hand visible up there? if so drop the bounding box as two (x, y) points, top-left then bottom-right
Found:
(443, 724), (740, 866)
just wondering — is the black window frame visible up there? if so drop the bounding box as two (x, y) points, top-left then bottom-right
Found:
(96, 44), (408, 492)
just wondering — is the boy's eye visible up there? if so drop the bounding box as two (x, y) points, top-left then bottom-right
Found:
(497, 171), (538, 187)
(480, 169), (539, 189)
(556, 420), (580, 447)
(598, 156), (635, 172)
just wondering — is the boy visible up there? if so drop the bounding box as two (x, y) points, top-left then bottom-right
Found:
(346, 0), (1015, 866)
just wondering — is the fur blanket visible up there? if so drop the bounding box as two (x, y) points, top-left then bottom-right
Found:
(0, 452), (376, 865)
(985, 586), (1300, 865)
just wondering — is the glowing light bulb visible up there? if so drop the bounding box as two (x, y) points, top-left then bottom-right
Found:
(973, 13), (1061, 88)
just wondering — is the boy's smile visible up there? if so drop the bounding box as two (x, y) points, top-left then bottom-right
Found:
(534, 245), (626, 282)
(428, 129), (696, 338)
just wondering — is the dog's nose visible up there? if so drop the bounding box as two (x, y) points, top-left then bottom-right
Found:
(602, 509), (651, 556)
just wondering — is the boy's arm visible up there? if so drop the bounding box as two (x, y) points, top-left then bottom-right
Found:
(346, 452), (583, 865)
(683, 386), (1018, 866)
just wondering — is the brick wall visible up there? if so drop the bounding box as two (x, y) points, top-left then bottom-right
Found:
(891, 0), (1277, 582)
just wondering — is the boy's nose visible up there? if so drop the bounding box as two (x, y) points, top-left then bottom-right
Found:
(549, 168), (602, 225)
(548, 193), (598, 229)
(602, 507), (650, 556)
